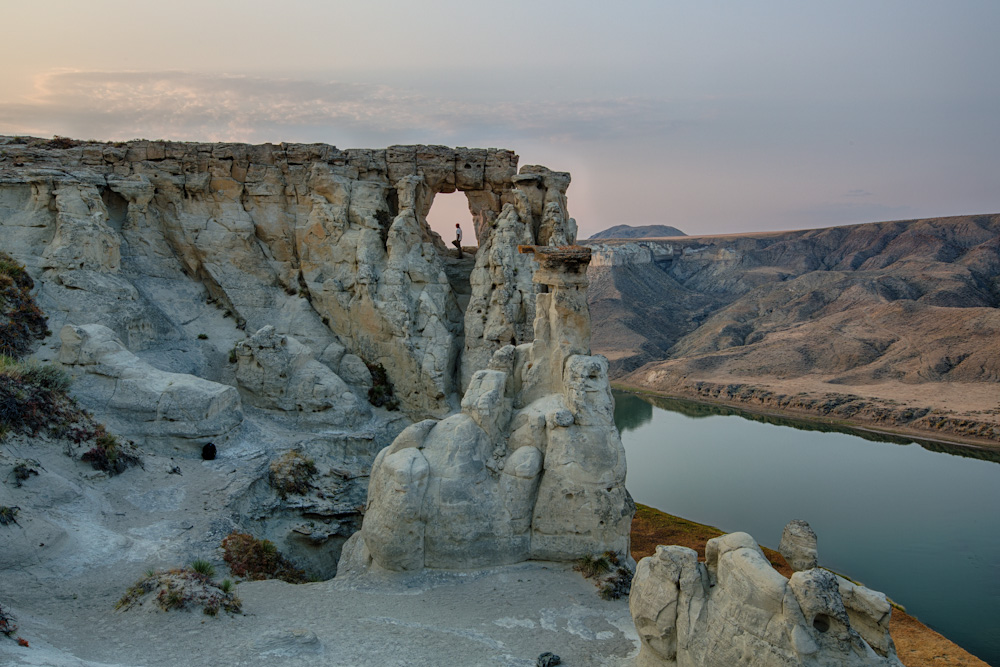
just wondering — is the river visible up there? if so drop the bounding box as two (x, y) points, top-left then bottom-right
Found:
(613, 390), (1000, 666)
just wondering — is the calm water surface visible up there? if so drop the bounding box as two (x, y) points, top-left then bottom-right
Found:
(614, 390), (1000, 666)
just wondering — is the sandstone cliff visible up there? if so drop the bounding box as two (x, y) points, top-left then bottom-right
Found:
(0, 136), (575, 422)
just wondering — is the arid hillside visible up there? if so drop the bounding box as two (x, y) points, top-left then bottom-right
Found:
(587, 214), (1000, 445)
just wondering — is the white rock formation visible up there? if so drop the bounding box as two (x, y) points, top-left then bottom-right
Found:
(0, 138), (578, 420)
(58, 324), (243, 449)
(630, 531), (902, 667)
(340, 245), (632, 573)
(780, 519), (819, 572)
(234, 325), (370, 427)
(461, 167), (577, 391)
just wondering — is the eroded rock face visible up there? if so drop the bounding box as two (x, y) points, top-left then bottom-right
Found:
(461, 169), (577, 391)
(58, 324), (243, 450)
(233, 325), (370, 428)
(780, 519), (819, 572)
(630, 531), (901, 667)
(342, 245), (632, 573)
(0, 137), (574, 419)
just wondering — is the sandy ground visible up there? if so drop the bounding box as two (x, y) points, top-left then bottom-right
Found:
(0, 562), (637, 666)
(0, 427), (638, 667)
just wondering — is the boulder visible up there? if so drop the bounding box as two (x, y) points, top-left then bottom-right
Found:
(343, 244), (632, 573)
(58, 324), (242, 450)
(630, 531), (901, 666)
(780, 519), (819, 572)
(234, 325), (370, 427)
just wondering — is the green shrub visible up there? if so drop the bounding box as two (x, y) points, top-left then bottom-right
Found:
(10, 461), (38, 487)
(221, 532), (307, 584)
(116, 567), (242, 616)
(80, 430), (142, 475)
(573, 553), (612, 579)
(190, 559), (216, 578)
(599, 567), (634, 600)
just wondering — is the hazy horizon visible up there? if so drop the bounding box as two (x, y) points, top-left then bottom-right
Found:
(3, 1), (998, 239)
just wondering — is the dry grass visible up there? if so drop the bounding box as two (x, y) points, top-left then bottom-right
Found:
(220, 532), (307, 584)
(630, 503), (989, 667)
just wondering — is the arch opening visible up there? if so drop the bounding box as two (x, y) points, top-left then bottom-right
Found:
(425, 191), (477, 258)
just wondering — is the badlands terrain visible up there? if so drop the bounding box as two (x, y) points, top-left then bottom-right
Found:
(0, 136), (988, 665)
(585, 216), (1000, 449)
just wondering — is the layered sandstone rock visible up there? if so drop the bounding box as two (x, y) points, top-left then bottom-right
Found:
(58, 324), (243, 449)
(340, 245), (632, 573)
(780, 519), (819, 572)
(461, 168), (576, 390)
(630, 531), (901, 667)
(0, 137), (575, 419)
(233, 325), (370, 428)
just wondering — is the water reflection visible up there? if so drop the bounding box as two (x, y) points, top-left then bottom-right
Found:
(617, 391), (1000, 465)
(613, 389), (1000, 665)
(613, 391), (653, 433)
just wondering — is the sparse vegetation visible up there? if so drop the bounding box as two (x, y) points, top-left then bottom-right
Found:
(0, 601), (17, 637)
(0, 252), (48, 359)
(599, 566), (634, 600)
(190, 559), (216, 578)
(43, 136), (80, 150)
(268, 451), (317, 498)
(573, 552), (612, 579)
(220, 532), (307, 584)
(0, 506), (19, 526)
(366, 362), (400, 411)
(80, 429), (142, 475)
(116, 567), (241, 616)
(197, 333), (208, 340)
(574, 551), (633, 600)
(228, 347), (238, 364)
(0, 261), (141, 472)
(9, 461), (39, 487)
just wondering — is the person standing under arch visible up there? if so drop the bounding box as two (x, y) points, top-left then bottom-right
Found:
(453, 223), (463, 258)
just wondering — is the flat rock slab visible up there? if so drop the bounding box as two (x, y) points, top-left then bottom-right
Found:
(0, 563), (638, 666)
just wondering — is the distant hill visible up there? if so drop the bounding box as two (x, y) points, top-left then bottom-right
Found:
(586, 214), (1000, 445)
(588, 224), (686, 240)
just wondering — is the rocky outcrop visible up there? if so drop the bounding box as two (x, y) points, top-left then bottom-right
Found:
(461, 167), (576, 390)
(780, 519), (819, 572)
(630, 531), (901, 666)
(340, 245), (632, 573)
(0, 137), (576, 420)
(233, 325), (370, 428)
(58, 324), (242, 450)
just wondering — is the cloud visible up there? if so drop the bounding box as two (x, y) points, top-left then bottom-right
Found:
(0, 70), (680, 147)
(843, 189), (872, 198)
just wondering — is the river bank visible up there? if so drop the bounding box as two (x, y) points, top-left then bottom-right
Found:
(613, 377), (1000, 455)
(631, 504), (990, 667)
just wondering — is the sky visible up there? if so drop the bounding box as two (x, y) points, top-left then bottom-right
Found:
(2, 0), (998, 239)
